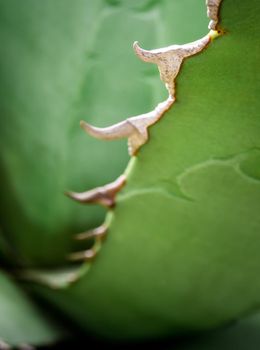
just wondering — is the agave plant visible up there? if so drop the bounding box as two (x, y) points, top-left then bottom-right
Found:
(0, 0), (260, 348)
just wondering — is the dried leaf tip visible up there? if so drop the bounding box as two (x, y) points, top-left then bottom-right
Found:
(133, 35), (210, 97)
(81, 97), (173, 155)
(206, 0), (222, 30)
(66, 174), (126, 208)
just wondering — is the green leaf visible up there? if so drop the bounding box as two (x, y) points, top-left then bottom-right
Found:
(34, 0), (260, 340)
(0, 270), (63, 347)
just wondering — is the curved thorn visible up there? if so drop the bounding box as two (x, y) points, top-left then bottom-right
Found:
(133, 35), (210, 97)
(80, 120), (134, 140)
(66, 174), (126, 208)
(79, 96), (174, 156)
(75, 225), (108, 241)
(68, 249), (97, 262)
(133, 41), (158, 63)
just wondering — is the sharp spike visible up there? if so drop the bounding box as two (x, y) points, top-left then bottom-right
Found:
(79, 97), (174, 156)
(80, 120), (134, 140)
(75, 225), (107, 241)
(133, 41), (159, 63)
(66, 174), (126, 208)
(68, 249), (96, 262)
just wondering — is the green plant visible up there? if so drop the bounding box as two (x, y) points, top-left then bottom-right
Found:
(0, 0), (259, 347)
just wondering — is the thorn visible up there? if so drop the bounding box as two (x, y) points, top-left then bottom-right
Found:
(68, 249), (97, 262)
(206, 0), (223, 30)
(66, 174), (126, 208)
(133, 41), (158, 63)
(80, 97), (174, 155)
(133, 35), (210, 97)
(75, 225), (107, 241)
(80, 120), (134, 140)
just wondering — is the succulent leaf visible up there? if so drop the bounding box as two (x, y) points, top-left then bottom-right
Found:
(1, 0), (259, 344)
(33, 0), (260, 340)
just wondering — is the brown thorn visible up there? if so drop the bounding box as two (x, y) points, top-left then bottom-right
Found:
(75, 225), (108, 241)
(66, 174), (126, 208)
(67, 248), (97, 262)
(206, 0), (223, 30)
(80, 120), (134, 140)
(133, 35), (210, 97)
